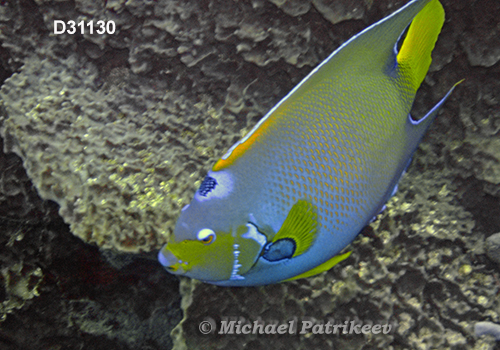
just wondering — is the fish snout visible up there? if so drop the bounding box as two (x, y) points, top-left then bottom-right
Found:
(158, 246), (184, 274)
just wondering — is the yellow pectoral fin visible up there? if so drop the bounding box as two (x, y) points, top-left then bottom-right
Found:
(272, 199), (318, 257)
(282, 251), (352, 282)
(397, 0), (445, 91)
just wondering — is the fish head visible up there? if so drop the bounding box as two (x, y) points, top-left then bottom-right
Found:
(158, 170), (267, 282)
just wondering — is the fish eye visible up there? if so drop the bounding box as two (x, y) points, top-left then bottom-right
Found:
(197, 228), (216, 244)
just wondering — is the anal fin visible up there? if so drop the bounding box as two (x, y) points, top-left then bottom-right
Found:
(282, 251), (352, 282)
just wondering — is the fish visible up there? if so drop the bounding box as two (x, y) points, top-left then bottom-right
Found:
(158, 0), (459, 286)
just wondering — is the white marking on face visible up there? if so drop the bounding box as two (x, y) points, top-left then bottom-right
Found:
(242, 223), (267, 247)
(230, 243), (244, 280)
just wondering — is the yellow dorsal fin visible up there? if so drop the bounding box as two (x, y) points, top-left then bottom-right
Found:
(272, 199), (317, 257)
(397, 0), (445, 91)
(283, 251), (352, 282)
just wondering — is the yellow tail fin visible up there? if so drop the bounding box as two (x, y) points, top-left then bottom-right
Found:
(397, 0), (445, 91)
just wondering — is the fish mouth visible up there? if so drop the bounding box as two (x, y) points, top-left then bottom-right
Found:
(158, 247), (185, 274)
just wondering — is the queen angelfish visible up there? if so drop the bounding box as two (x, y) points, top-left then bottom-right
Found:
(158, 0), (459, 286)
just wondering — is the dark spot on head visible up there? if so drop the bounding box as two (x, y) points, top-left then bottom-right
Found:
(198, 176), (217, 197)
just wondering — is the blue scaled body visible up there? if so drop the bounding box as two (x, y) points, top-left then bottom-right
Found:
(159, 0), (458, 286)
